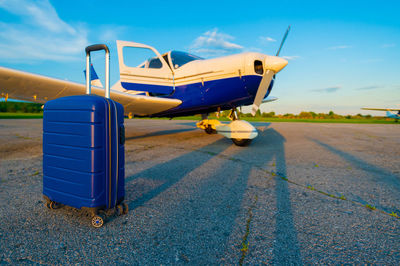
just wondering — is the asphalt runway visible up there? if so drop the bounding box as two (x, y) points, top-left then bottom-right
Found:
(0, 119), (399, 264)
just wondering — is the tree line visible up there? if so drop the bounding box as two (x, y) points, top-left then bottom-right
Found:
(0, 102), (378, 120)
(220, 110), (375, 119)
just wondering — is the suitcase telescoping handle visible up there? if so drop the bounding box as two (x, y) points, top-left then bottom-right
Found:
(85, 44), (110, 98)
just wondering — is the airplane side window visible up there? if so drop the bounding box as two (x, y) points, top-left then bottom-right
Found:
(122, 47), (163, 69)
(254, 60), (263, 75)
(163, 54), (171, 68)
(148, 58), (162, 69)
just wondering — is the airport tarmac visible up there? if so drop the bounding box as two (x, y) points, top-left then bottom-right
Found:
(0, 119), (399, 264)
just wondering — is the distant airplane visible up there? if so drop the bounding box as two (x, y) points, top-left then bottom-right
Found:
(361, 108), (400, 121)
(0, 27), (290, 146)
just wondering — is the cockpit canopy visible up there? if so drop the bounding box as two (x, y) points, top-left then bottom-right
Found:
(144, 51), (203, 69)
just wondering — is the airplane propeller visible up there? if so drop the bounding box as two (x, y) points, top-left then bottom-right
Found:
(251, 26), (291, 116)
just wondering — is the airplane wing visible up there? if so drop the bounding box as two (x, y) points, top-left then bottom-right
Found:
(0, 66), (181, 116)
(362, 108), (400, 111)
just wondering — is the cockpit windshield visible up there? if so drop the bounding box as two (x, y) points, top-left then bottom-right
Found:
(143, 51), (203, 69)
(170, 51), (203, 69)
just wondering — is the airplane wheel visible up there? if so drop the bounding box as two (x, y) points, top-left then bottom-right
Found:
(232, 138), (252, 146)
(205, 125), (216, 134)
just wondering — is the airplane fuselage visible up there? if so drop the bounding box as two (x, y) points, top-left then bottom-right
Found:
(151, 74), (271, 117)
(116, 43), (279, 117)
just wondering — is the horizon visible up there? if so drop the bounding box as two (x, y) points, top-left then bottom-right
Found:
(0, 99), (393, 118)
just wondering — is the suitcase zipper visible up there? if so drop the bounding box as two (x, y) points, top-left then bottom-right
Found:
(105, 99), (119, 209)
(112, 101), (119, 207)
(107, 99), (112, 209)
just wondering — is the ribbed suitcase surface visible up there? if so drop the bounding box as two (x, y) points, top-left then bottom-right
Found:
(43, 94), (125, 210)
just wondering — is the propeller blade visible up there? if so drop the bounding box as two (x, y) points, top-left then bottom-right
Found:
(276, 25), (291, 57)
(251, 70), (274, 116)
(250, 26), (290, 116)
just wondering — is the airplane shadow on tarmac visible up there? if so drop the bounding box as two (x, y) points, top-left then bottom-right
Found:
(124, 137), (230, 209)
(310, 138), (400, 215)
(125, 127), (197, 140)
(246, 126), (302, 264)
(123, 123), (302, 263)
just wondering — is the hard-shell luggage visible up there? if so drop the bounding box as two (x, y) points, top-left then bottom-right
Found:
(43, 44), (127, 227)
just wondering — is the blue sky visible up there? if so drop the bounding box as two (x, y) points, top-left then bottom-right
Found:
(0, 0), (399, 114)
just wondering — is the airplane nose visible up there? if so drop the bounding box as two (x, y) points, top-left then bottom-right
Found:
(264, 56), (288, 73)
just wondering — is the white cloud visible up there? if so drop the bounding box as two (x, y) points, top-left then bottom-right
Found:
(327, 45), (352, 50)
(356, 85), (381, 90)
(0, 0), (88, 62)
(312, 86), (341, 93)
(190, 28), (243, 57)
(98, 25), (128, 42)
(282, 55), (300, 60)
(360, 58), (384, 63)
(381, 43), (396, 48)
(259, 36), (276, 43)
(243, 47), (263, 53)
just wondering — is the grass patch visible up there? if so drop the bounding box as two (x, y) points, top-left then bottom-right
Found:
(244, 117), (397, 124)
(365, 204), (376, 210)
(144, 116), (397, 124)
(0, 112), (43, 119)
(2, 112), (396, 124)
(239, 195), (258, 266)
(15, 133), (32, 140)
(131, 115), (201, 121)
(268, 169), (399, 220)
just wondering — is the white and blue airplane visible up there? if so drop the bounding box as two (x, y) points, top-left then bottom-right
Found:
(362, 108), (400, 121)
(0, 28), (290, 146)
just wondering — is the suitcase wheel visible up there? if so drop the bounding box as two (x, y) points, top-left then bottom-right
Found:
(91, 214), (105, 228)
(122, 203), (129, 215)
(116, 205), (124, 216)
(45, 200), (62, 210)
(116, 203), (129, 216)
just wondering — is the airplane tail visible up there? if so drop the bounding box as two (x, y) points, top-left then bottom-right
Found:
(83, 64), (103, 88)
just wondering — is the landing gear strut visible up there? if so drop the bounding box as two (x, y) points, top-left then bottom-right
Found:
(228, 108), (239, 121)
(227, 108), (253, 146)
(196, 108), (258, 146)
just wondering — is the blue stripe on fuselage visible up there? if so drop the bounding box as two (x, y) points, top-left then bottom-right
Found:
(123, 75), (269, 116)
(121, 82), (174, 94)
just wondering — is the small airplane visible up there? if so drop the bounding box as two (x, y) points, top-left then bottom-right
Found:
(361, 108), (400, 121)
(0, 27), (290, 146)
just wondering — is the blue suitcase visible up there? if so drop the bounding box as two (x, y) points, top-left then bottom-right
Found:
(43, 44), (127, 227)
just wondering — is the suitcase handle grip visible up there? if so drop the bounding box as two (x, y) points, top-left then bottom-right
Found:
(85, 44), (110, 98)
(86, 44), (110, 54)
